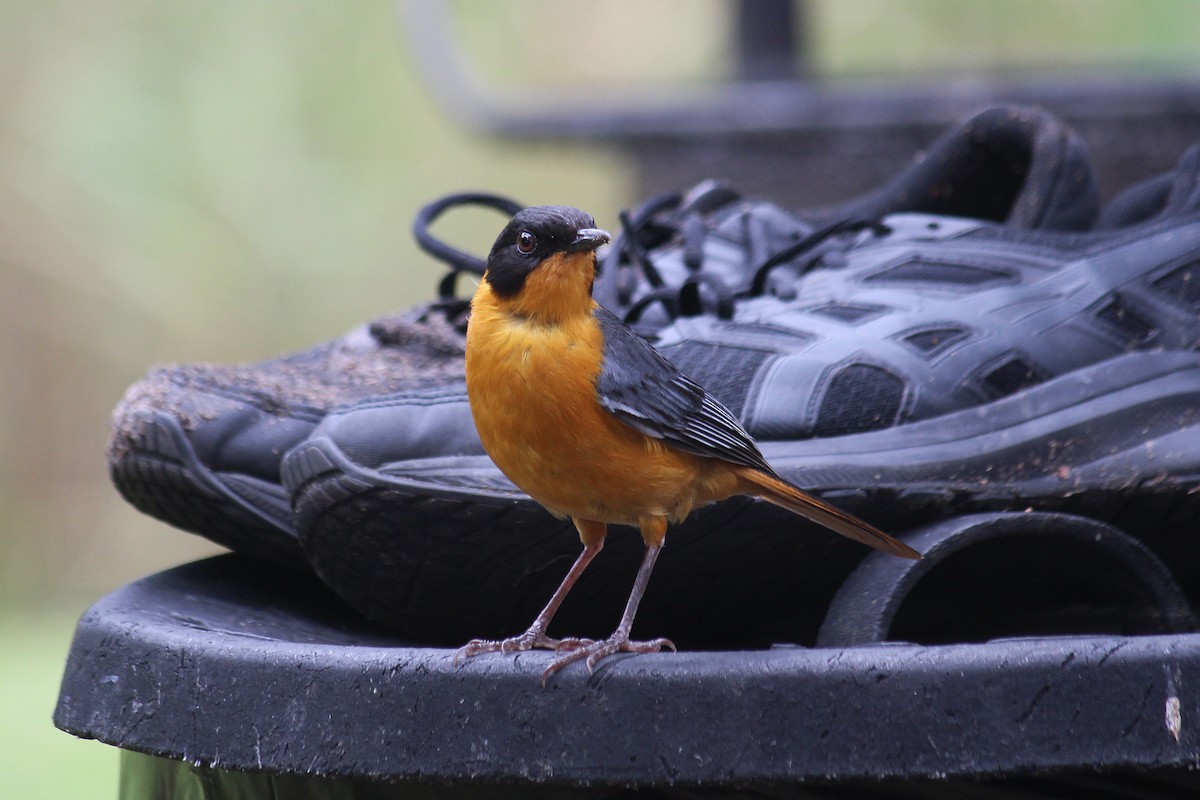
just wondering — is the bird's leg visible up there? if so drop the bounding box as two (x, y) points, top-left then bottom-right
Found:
(455, 521), (605, 662)
(543, 534), (675, 682)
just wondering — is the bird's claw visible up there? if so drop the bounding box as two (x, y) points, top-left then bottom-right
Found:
(552, 637), (595, 652)
(454, 631), (592, 665)
(541, 635), (675, 683)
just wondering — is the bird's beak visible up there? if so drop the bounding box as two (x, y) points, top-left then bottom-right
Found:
(566, 227), (611, 253)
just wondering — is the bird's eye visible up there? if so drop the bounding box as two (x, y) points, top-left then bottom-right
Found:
(516, 230), (537, 255)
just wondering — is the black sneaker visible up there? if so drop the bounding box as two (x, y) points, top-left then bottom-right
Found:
(108, 304), (470, 568)
(281, 108), (1133, 643)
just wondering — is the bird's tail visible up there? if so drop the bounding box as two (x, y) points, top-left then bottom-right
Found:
(734, 467), (921, 560)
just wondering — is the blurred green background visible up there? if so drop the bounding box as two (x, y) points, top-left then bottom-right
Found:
(2, 1), (1199, 796)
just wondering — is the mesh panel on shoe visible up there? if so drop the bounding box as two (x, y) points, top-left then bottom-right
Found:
(809, 302), (887, 324)
(982, 358), (1045, 399)
(657, 342), (770, 418)
(866, 258), (1016, 289)
(722, 321), (816, 343)
(812, 364), (905, 437)
(1095, 295), (1157, 347)
(1153, 260), (1200, 309)
(900, 327), (971, 356)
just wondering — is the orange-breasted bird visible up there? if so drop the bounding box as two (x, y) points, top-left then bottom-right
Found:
(460, 205), (920, 680)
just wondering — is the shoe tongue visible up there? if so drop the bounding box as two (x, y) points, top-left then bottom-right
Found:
(850, 106), (1101, 231)
(1097, 145), (1200, 228)
(1158, 144), (1200, 215)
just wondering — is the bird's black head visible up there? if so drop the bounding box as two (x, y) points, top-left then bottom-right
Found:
(485, 205), (610, 298)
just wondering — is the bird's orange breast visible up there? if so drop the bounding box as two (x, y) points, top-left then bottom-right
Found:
(466, 283), (735, 531)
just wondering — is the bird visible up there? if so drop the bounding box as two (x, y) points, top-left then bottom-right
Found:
(459, 205), (920, 681)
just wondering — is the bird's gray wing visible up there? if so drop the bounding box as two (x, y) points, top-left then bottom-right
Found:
(592, 306), (772, 473)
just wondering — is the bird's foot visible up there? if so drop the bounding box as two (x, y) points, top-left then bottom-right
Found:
(454, 630), (595, 664)
(542, 634), (676, 682)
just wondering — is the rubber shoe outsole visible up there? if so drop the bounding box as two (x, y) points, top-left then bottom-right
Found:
(112, 411), (305, 567)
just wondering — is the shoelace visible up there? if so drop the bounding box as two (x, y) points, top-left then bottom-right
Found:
(744, 217), (893, 299)
(407, 188), (891, 334)
(601, 182), (743, 299)
(408, 192), (524, 333)
(620, 210), (891, 325)
(409, 183), (755, 329)
(606, 180), (802, 326)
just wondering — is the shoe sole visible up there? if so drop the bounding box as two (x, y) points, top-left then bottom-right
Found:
(111, 412), (307, 569)
(284, 350), (1200, 645)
